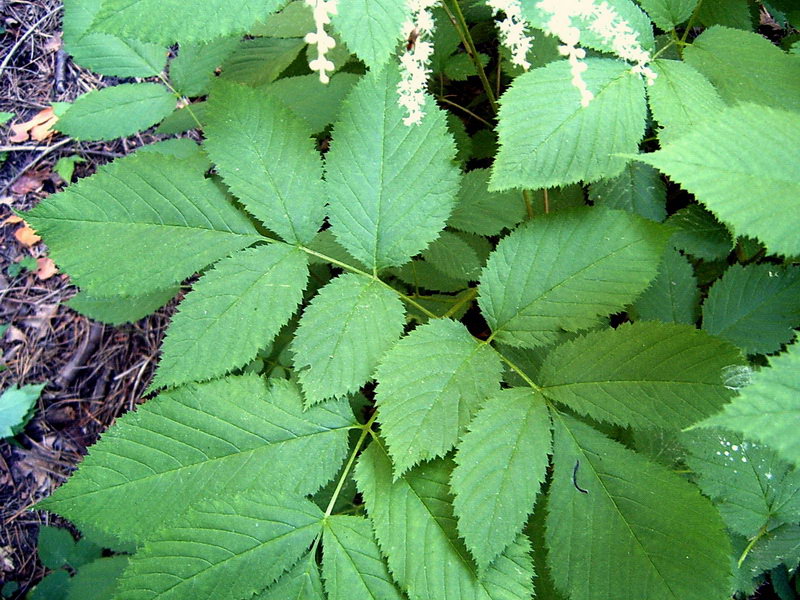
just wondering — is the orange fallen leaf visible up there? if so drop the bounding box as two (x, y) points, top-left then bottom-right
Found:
(9, 107), (58, 143)
(2, 215), (23, 225)
(10, 169), (50, 195)
(36, 257), (58, 280)
(14, 225), (41, 246)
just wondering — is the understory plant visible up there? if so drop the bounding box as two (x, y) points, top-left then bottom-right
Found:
(20, 0), (800, 598)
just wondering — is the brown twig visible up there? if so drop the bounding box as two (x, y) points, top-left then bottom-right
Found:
(55, 321), (104, 388)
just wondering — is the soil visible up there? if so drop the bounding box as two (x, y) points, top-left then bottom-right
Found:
(0, 1), (174, 595)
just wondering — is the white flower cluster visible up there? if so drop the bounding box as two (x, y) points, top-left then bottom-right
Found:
(305, 0), (338, 83)
(536, 0), (657, 107)
(486, 0), (534, 70)
(397, 0), (438, 126)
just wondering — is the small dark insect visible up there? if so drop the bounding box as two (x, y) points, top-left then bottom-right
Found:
(572, 459), (589, 494)
(406, 28), (419, 51)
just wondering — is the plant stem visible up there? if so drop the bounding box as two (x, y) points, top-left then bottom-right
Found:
(442, 287), (478, 318)
(298, 245), (439, 319)
(522, 189), (534, 219)
(677, 0), (703, 56)
(738, 525), (767, 568)
(438, 96), (493, 127)
(441, 0), (500, 115)
(493, 348), (543, 391)
(158, 74), (203, 129)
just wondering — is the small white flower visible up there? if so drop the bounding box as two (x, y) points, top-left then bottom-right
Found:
(536, 0), (657, 106)
(305, 0), (339, 83)
(397, 0), (438, 126)
(486, 0), (534, 70)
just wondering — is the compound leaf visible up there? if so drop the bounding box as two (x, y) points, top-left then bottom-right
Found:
(630, 247), (700, 325)
(24, 153), (261, 297)
(681, 429), (800, 538)
(636, 103), (800, 257)
(90, 0), (284, 45)
(322, 515), (404, 600)
(355, 442), (535, 600)
(546, 413), (731, 600)
(39, 376), (355, 542)
(332, 0), (409, 69)
(375, 319), (503, 476)
(204, 82), (326, 245)
(55, 83), (175, 141)
(491, 58), (647, 191)
(451, 388), (551, 571)
(478, 208), (668, 348)
(699, 340), (800, 466)
(539, 322), (742, 430)
(114, 492), (323, 600)
(326, 63), (460, 272)
(292, 273), (405, 405)
(702, 264), (800, 356)
(152, 244), (308, 390)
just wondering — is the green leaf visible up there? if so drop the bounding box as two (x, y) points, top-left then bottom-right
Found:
(695, 0), (753, 29)
(539, 322), (741, 430)
(681, 428), (800, 537)
(251, 1), (314, 37)
(24, 153), (261, 296)
(665, 204), (734, 261)
(447, 169), (527, 236)
(53, 155), (85, 184)
(479, 208), (669, 348)
(291, 273), (405, 405)
(66, 556), (129, 600)
(220, 38), (307, 87)
(422, 231), (483, 281)
(90, 0), (284, 45)
(204, 82), (326, 245)
(0, 383), (45, 438)
(630, 247), (700, 325)
(152, 244), (308, 390)
(647, 59), (726, 145)
(266, 73), (361, 133)
(588, 162), (667, 222)
(637, 103), (800, 257)
(638, 0), (698, 30)
(38, 526), (75, 570)
(67, 287), (178, 325)
(55, 83), (175, 141)
(326, 63), (460, 272)
(683, 26), (800, 111)
(702, 264), (800, 356)
(27, 571), (71, 600)
(375, 319), (503, 476)
(451, 388), (551, 571)
(322, 515), (404, 600)
(256, 552), (325, 600)
(39, 376), (355, 542)
(490, 58), (647, 190)
(63, 0), (167, 78)
(699, 340), (800, 466)
(390, 259), (469, 293)
(332, 0), (409, 69)
(355, 442), (535, 600)
(155, 101), (208, 134)
(170, 37), (240, 97)
(114, 492), (323, 600)
(546, 412), (732, 600)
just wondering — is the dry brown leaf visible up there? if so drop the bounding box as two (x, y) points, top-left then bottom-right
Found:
(44, 32), (62, 53)
(36, 257), (58, 280)
(10, 169), (50, 195)
(0, 546), (15, 572)
(8, 107), (58, 143)
(14, 225), (41, 247)
(5, 325), (26, 343)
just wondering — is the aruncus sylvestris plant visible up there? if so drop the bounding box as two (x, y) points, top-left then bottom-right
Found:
(23, 0), (800, 598)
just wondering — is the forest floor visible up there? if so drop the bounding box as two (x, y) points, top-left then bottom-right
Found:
(0, 1), (174, 595)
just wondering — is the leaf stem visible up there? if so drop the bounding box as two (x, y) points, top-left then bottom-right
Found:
(157, 74), (203, 129)
(522, 189), (534, 219)
(442, 287), (478, 318)
(677, 0), (703, 54)
(323, 412), (379, 519)
(437, 96), (493, 127)
(298, 245), (439, 319)
(441, 0), (500, 115)
(737, 525), (767, 568)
